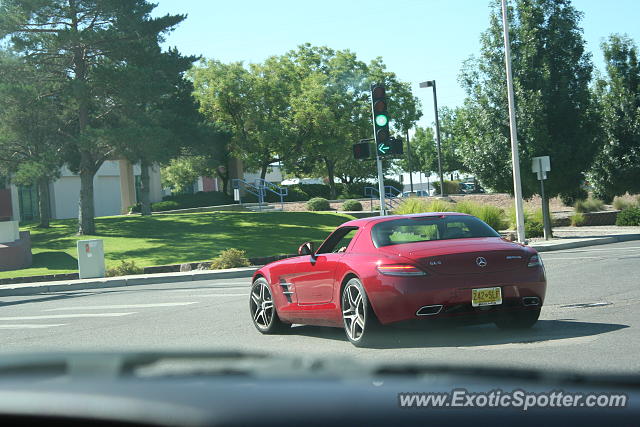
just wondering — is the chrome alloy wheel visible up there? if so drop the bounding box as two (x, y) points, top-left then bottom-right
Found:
(250, 280), (274, 329)
(342, 282), (366, 342)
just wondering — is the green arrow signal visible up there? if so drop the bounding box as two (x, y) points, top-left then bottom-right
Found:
(378, 143), (390, 154)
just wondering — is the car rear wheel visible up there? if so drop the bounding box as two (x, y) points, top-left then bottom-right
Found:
(341, 278), (380, 347)
(250, 278), (290, 334)
(494, 308), (541, 329)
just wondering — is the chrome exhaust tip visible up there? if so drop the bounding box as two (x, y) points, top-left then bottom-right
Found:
(416, 305), (443, 316)
(522, 297), (541, 306)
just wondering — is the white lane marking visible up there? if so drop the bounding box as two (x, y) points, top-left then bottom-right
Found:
(0, 324), (67, 329)
(43, 302), (197, 311)
(541, 256), (604, 260)
(191, 294), (247, 297)
(164, 287), (247, 293)
(0, 313), (135, 321)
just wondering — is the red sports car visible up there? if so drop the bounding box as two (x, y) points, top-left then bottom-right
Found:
(250, 213), (546, 346)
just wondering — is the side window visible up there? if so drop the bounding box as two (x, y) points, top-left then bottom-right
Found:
(316, 227), (358, 254)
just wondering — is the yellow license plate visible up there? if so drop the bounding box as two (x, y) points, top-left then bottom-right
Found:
(472, 287), (502, 307)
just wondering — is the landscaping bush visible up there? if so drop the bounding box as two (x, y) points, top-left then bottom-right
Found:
(210, 248), (250, 270)
(570, 212), (585, 227)
(151, 200), (181, 212)
(395, 198), (430, 215)
(616, 207), (640, 226)
(613, 197), (634, 211)
(341, 200), (363, 211)
(106, 260), (143, 277)
(560, 188), (588, 207)
(507, 207), (544, 237)
(475, 205), (506, 231)
(162, 191), (233, 207)
(307, 197), (331, 211)
(574, 197), (605, 213)
(432, 180), (462, 195)
(525, 220), (544, 238)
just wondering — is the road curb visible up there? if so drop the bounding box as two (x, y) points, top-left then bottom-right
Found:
(531, 234), (640, 252)
(0, 267), (257, 297)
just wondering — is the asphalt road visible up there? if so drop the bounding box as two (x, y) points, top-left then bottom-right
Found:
(1, 241), (639, 374)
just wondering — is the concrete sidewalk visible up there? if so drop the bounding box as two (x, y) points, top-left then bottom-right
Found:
(2, 227), (639, 297)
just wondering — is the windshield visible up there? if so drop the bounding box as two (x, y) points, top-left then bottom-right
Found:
(371, 216), (500, 247)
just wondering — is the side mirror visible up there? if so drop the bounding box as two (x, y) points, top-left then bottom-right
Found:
(298, 241), (314, 256)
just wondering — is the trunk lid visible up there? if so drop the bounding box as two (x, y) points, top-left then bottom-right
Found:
(379, 237), (530, 274)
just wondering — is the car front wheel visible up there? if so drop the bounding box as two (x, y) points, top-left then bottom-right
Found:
(250, 277), (290, 334)
(341, 278), (380, 347)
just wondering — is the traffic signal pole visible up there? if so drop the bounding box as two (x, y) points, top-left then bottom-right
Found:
(375, 151), (386, 216)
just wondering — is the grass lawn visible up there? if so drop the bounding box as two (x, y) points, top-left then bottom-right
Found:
(0, 211), (355, 279)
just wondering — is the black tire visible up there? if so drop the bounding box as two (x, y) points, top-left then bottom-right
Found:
(341, 278), (381, 347)
(494, 308), (541, 329)
(250, 277), (290, 334)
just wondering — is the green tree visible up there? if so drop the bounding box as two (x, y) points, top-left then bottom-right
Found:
(394, 127), (438, 178)
(191, 55), (299, 181)
(456, 0), (597, 199)
(0, 0), (189, 234)
(588, 35), (640, 201)
(0, 49), (65, 227)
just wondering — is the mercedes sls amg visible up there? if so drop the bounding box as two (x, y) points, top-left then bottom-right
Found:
(250, 213), (546, 346)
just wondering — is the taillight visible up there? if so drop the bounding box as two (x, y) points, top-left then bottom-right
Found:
(376, 264), (426, 276)
(528, 255), (542, 267)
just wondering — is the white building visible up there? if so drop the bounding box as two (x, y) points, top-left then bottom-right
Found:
(5, 160), (163, 221)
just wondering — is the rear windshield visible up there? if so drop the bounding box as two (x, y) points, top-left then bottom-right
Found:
(371, 215), (500, 247)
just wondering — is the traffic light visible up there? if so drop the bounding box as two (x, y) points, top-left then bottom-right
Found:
(389, 137), (403, 155)
(352, 141), (371, 160)
(371, 83), (391, 156)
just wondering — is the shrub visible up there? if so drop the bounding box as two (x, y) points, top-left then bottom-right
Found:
(341, 200), (363, 211)
(307, 197), (331, 211)
(476, 205), (506, 231)
(163, 191), (233, 207)
(570, 212), (585, 227)
(427, 199), (454, 213)
(106, 260), (143, 277)
(525, 220), (544, 238)
(616, 207), (640, 226)
(613, 197), (633, 211)
(432, 180), (461, 195)
(395, 198), (430, 214)
(574, 197), (605, 213)
(151, 200), (181, 212)
(507, 207), (544, 237)
(560, 188), (588, 207)
(210, 248), (251, 270)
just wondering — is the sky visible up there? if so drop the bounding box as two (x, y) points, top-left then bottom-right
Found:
(152, 0), (640, 131)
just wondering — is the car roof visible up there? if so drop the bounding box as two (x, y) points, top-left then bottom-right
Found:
(339, 212), (470, 228)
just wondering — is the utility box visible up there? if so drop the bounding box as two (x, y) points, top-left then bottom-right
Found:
(77, 239), (105, 279)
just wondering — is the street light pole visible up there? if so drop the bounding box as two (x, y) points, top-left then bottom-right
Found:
(406, 129), (414, 192)
(501, 0), (526, 243)
(420, 80), (445, 197)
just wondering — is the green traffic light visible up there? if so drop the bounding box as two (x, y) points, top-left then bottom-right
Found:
(375, 114), (388, 127)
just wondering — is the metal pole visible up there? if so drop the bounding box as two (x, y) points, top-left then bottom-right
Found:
(376, 153), (386, 216)
(432, 82), (445, 197)
(539, 160), (552, 240)
(501, 0), (526, 243)
(406, 129), (414, 192)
